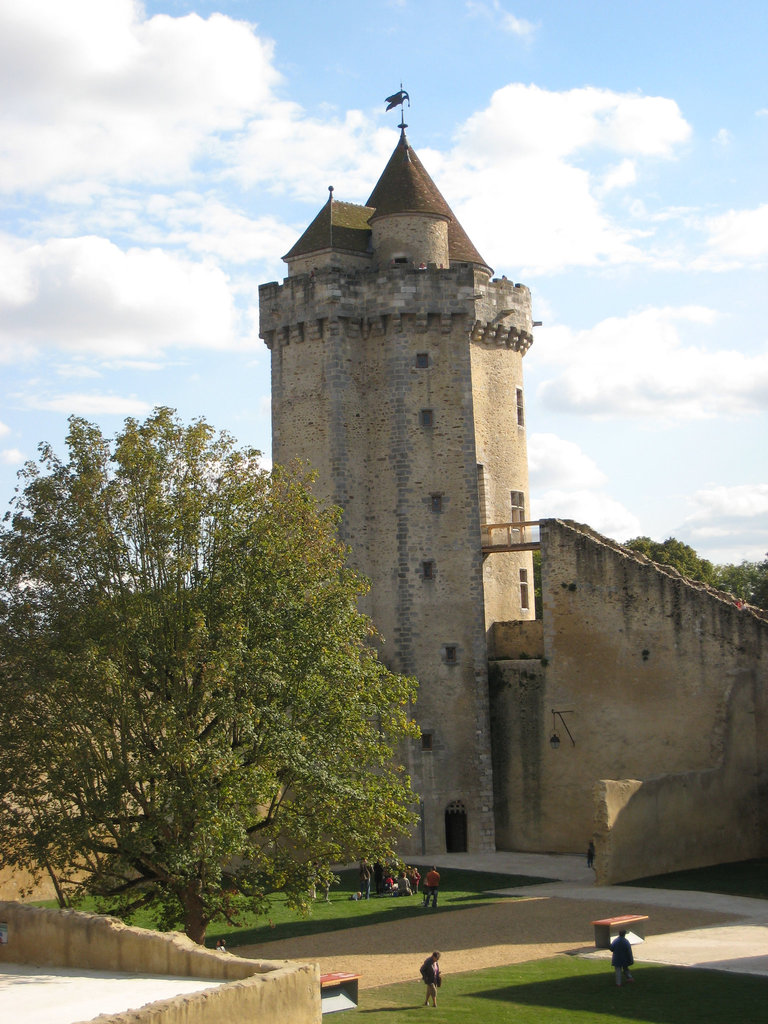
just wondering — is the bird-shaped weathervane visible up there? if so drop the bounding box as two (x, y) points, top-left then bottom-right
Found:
(385, 86), (410, 132)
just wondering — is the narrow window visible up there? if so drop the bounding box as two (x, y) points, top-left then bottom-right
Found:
(416, 352), (429, 368)
(421, 732), (433, 751)
(420, 409), (434, 427)
(394, 256), (408, 264)
(422, 560), (435, 580)
(444, 645), (457, 664)
(519, 568), (530, 610)
(516, 387), (525, 427)
(510, 490), (525, 523)
(477, 464), (488, 524)
(431, 494), (443, 513)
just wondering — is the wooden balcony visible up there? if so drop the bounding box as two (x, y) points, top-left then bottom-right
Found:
(481, 520), (541, 555)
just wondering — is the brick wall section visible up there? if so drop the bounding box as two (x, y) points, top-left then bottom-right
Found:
(490, 518), (768, 876)
(261, 264), (534, 854)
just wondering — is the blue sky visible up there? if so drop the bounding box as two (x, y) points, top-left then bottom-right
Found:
(1, 0), (766, 564)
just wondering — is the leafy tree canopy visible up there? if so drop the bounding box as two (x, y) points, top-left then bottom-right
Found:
(0, 409), (418, 943)
(624, 536), (768, 610)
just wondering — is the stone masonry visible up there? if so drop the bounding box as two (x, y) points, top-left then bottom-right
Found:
(260, 130), (535, 854)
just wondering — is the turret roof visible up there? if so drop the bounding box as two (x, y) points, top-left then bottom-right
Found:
(283, 197), (374, 260)
(283, 130), (489, 270)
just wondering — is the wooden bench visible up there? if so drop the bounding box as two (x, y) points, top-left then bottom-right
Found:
(320, 972), (361, 1014)
(592, 914), (649, 949)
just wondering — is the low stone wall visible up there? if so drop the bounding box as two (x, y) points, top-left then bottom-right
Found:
(0, 902), (320, 1024)
(593, 767), (764, 885)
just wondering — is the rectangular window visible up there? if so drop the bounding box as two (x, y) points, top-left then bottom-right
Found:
(519, 568), (530, 610)
(420, 409), (434, 427)
(431, 494), (443, 513)
(510, 490), (525, 523)
(422, 560), (435, 579)
(421, 732), (433, 751)
(416, 352), (429, 368)
(444, 645), (457, 664)
(516, 387), (525, 427)
(477, 464), (488, 524)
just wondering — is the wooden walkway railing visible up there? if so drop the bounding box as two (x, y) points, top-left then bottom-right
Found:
(481, 520), (541, 554)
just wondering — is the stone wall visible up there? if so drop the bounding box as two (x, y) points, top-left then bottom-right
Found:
(261, 263), (535, 855)
(0, 901), (320, 1024)
(491, 518), (768, 879)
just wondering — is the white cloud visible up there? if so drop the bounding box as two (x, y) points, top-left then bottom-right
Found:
(532, 487), (641, 541)
(0, 420), (9, 437)
(0, 235), (242, 360)
(22, 392), (152, 416)
(696, 203), (768, 269)
(0, 0), (281, 191)
(532, 307), (768, 419)
(527, 432), (640, 542)
(682, 484), (768, 563)
(0, 447), (25, 465)
(528, 433), (606, 490)
(441, 84), (691, 273)
(599, 159), (637, 194)
(685, 483), (768, 522)
(714, 128), (732, 147)
(465, 1), (537, 37)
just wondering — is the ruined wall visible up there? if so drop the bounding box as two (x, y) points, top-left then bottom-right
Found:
(0, 902), (320, 1024)
(492, 519), (768, 876)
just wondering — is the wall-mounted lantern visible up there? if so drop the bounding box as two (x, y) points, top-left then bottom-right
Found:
(550, 708), (575, 749)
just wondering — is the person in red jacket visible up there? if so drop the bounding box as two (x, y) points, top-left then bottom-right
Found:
(423, 866), (440, 908)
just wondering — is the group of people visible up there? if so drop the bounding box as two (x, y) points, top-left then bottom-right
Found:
(356, 859), (424, 899)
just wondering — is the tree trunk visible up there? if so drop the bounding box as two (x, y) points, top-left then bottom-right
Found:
(181, 884), (208, 945)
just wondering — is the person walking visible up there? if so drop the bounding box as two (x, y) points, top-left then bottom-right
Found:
(420, 951), (441, 1006)
(610, 929), (634, 986)
(423, 866), (440, 908)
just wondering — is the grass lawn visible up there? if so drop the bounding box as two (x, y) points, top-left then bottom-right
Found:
(626, 858), (768, 900)
(357, 956), (768, 1024)
(205, 866), (552, 948)
(38, 866), (553, 948)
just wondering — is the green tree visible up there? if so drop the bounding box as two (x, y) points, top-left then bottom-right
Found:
(0, 409), (418, 943)
(624, 536), (717, 585)
(713, 557), (768, 610)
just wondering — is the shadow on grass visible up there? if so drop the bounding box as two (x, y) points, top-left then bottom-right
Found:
(359, 960), (768, 1024)
(473, 963), (768, 1024)
(217, 893), (527, 948)
(209, 869), (554, 948)
(626, 858), (768, 901)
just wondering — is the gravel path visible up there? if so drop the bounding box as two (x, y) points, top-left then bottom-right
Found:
(235, 894), (735, 989)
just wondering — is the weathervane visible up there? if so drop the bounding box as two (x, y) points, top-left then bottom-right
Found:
(385, 85), (410, 133)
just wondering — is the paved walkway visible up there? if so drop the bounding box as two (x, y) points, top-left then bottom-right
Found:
(411, 852), (768, 978)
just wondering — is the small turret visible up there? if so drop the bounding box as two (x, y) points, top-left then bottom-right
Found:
(366, 129), (491, 274)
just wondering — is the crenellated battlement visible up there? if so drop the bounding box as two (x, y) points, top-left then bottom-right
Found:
(259, 264), (533, 353)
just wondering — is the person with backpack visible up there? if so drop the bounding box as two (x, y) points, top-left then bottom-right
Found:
(419, 951), (441, 1006)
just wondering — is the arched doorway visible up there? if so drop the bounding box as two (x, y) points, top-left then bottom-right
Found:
(444, 800), (468, 853)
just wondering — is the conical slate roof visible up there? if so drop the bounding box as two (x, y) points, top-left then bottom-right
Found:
(366, 130), (489, 269)
(284, 130), (489, 270)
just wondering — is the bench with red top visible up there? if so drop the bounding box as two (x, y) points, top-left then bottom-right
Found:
(320, 973), (361, 1014)
(592, 914), (649, 949)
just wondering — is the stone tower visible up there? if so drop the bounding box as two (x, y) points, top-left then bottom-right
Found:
(259, 128), (535, 854)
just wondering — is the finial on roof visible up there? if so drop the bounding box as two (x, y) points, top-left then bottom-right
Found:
(385, 85), (410, 134)
(328, 185), (334, 198)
